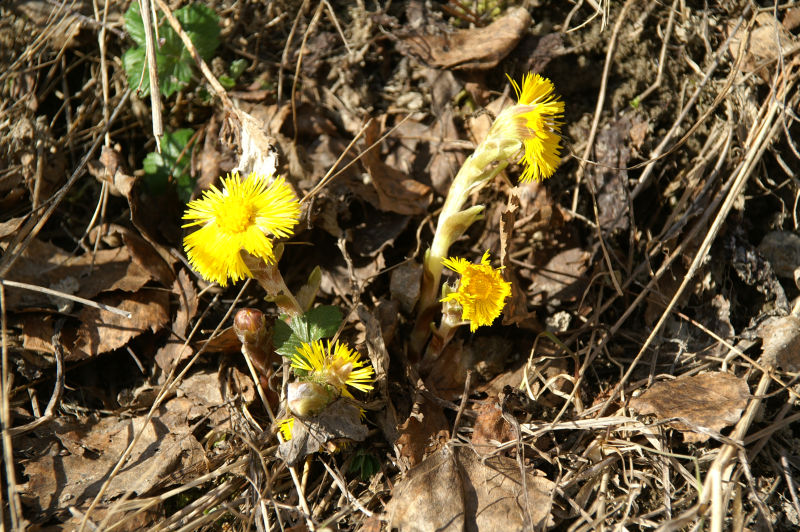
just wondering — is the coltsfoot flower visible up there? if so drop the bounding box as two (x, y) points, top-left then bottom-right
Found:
(490, 73), (564, 183)
(291, 340), (375, 398)
(441, 251), (512, 332)
(182, 172), (301, 286)
(277, 417), (295, 441)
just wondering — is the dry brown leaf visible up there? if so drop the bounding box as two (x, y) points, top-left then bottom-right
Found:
(395, 397), (450, 467)
(471, 400), (514, 451)
(356, 304), (399, 445)
(400, 7), (531, 70)
(178, 367), (255, 427)
(88, 145), (137, 198)
(362, 120), (432, 215)
(0, 216), (26, 240)
(1, 238), (155, 312)
(728, 13), (796, 78)
(390, 261), (423, 313)
(629, 372), (750, 443)
(386, 446), (555, 531)
(500, 192), (535, 326)
(529, 247), (591, 306)
(758, 231), (800, 279)
(155, 269), (199, 371)
(71, 289), (170, 361)
(18, 397), (204, 522)
(758, 315), (800, 372)
(277, 400), (368, 467)
(587, 116), (632, 232)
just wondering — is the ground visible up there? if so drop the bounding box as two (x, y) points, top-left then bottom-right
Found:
(2, 0), (800, 530)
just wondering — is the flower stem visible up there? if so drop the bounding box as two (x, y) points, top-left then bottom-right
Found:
(410, 136), (519, 356)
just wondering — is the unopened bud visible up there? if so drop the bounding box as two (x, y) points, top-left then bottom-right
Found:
(287, 381), (335, 418)
(234, 308), (267, 345)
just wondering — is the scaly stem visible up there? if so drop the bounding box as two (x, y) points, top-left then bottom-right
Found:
(410, 136), (520, 356)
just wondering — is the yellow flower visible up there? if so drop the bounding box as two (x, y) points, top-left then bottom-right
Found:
(291, 340), (375, 396)
(182, 172), (301, 286)
(441, 251), (512, 332)
(492, 73), (564, 183)
(277, 417), (294, 441)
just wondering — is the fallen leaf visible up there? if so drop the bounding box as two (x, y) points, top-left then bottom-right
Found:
(348, 209), (410, 258)
(155, 269), (199, 371)
(499, 192), (535, 326)
(386, 446), (555, 531)
(71, 289), (170, 361)
(362, 120), (432, 215)
(17, 397), (204, 523)
(758, 315), (800, 372)
(178, 367), (255, 427)
(400, 7), (531, 70)
(277, 400), (368, 467)
(471, 400), (515, 452)
(586, 116), (633, 233)
(390, 261), (423, 313)
(1, 238), (155, 312)
(629, 372), (750, 443)
(758, 230), (800, 279)
(395, 396), (450, 467)
(530, 247), (591, 305)
(728, 13), (796, 78)
(357, 304), (399, 445)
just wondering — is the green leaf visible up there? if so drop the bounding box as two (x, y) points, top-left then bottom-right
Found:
(122, 47), (146, 93)
(229, 58), (248, 79)
(219, 75), (236, 90)
(273, 306), (343, 359)
(273, 320), (302, 359)
(124, 3), (147, 47)
(123, 3), (220, 98)
(142, 128), (195, 199)
(175, 3), (220, 60)
(304, 305), (342, 342)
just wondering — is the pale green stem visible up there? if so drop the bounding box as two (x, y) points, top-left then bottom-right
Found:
(413, 136), (522, 353)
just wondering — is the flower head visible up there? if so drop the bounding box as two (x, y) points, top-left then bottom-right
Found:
(277, 417), (295, 441)
(182, 172), (301, 286)
(441, 251), (512, 332)
(291, 340), (375, 397)
(490, 73), (564, 183)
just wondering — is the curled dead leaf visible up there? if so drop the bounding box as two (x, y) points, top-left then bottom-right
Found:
(400, 7), (532, 70)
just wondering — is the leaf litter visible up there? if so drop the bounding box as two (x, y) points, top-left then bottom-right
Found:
(3, 1), (800, 530)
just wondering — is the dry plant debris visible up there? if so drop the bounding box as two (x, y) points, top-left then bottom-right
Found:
(629, 371), (751, 443)
(3, 1), (800, 530)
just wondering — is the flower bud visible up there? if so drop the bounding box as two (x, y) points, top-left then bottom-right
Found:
(286, 381), (335, 418)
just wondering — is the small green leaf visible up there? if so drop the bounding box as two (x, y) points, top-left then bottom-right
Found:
(229, 59), (248, 79)
(219, 75), (236, 90)
(124, 3), (147, 47)
(123, 3), (220, 98)
(305, 305), (343, 342)
(175, 3), (220, 60)
(143, 128), (195, 199)
(273, 306), (344, 359)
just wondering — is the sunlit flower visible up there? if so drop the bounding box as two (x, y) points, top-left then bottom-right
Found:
(441, 251), (512, 332)
(291, 340), (375, 397)
(490, 72), (564, 183)
(182, 172), (301, 286)
(277, 417), (294, 441)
